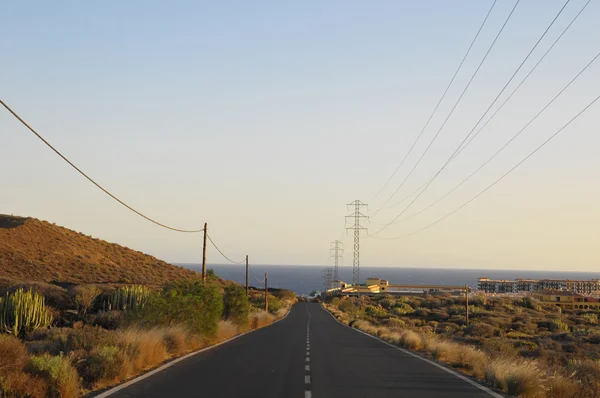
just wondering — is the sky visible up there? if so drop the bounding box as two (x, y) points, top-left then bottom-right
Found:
(1, 0), (599, 272)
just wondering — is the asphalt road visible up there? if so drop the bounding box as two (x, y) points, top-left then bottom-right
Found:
(107, 302), (502, 398)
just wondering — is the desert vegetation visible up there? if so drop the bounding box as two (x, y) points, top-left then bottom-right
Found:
(0, 276), (295, 397)
(325, 293), (600, 397)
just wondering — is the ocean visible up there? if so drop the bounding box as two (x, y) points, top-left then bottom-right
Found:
(178, 264), (600, 296)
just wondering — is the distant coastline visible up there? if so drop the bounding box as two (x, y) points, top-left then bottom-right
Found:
(178, 264), (600, 295)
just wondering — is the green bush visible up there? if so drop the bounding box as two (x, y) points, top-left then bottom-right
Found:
(25, 354), (80, 398)
(393, 303), (415, 315)
(77, 346), (122, 387)
(223, 285), (249, 327)
(550, 319), (569, 333)
(338, 301), (354, 313)
(133, 281), (223, 337)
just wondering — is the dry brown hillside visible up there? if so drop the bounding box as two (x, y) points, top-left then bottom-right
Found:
(0, 214), (201, 286)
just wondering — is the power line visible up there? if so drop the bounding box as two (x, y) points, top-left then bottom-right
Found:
(454, 0), (590, 161)
(371, 0), (498, 205)
(382, 49), (600, 227)
(206, 233), (245, 264)
(373, 0), (521, 214)
(371, 0), (568, 236)
(372, 91), (600, 240)
(381, 0), (590, 213)
(0, 98), (205, 233)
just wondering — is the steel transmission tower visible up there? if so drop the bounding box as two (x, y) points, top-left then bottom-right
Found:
(323, 267), (333, 294)
(330, 240), (343, 282)
(345, 200), (368, 286)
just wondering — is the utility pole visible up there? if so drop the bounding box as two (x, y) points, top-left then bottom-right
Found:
(245, 255), (249, 298)
(202, 223), (208, 282)
(346, 200), (368, 287)
(323, 267), (333, 296)
(330, 240), (343, 283)
(264, 273), (268, 313)
(465, 284), (469, 326)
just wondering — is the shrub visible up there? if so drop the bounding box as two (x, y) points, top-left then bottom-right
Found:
(365, 305), (387, 318)
(223, 285), (250, 327)
(0, 334), (28, 373)
(436, 322), (460, 334)
(71, 285), (101, 316)
(94, 310), (124, 330)
(77, 346), (123, 387)
(465, 323), (495, 338)
(567, 359), (600, 396)
(382, 318), (406, 329)
(338, 300), (353, 313)
(549, 319), (569, 332)
(393, 303), (415, 315)
(26, 354), (81, 398)
(0, 371), (47, 398)
(133, 281), (223, 337)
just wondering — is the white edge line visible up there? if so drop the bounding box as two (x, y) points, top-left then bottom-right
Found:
(322, 305), (504, 398)
(96, 306), (293, 398)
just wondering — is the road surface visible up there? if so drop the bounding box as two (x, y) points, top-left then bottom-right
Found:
(107, 302), (502, 398)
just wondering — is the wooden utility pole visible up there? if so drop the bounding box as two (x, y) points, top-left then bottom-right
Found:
(245, 255), (249, 297)
(202, 223), (208, 282)
(264, 272), (268, 312)
(465, 284), (469, 326)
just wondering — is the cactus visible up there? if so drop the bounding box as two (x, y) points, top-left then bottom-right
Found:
(0, 288), (53, 337)
(106, 285), (150, 311)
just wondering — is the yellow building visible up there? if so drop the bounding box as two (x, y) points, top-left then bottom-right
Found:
(532, 290), (600, 310)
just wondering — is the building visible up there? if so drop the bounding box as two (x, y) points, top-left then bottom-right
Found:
(478, 278), (517, 294)
(532, 290), (600, 310)
(340, 277), (468, 296)
(478, 277), (600, 295)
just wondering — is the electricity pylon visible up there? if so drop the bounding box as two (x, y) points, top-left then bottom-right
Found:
(330, 240), (343, 283)
(346, 200), (368, 286)
(323, 267), (333, 295)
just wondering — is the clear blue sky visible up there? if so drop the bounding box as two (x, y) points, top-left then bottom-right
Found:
(1, 1), (599, 271)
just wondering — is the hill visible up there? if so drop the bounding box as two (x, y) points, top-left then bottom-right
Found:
(0, 214), (201, 286)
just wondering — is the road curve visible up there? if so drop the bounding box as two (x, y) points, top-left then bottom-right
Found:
(106, 302), (502, 398)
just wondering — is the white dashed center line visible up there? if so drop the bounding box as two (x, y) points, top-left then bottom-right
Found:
(305, 304), (312, 398)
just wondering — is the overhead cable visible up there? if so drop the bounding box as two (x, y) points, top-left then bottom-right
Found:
(370, 0), (498, 207)
(382, 0), (590, 213)
(206, 233), (245, 264)
(371, 0), (569, 236)
(373, 0), (521, 215)
(0, 98), (205, 233)
(384, 50), (600, 227)
(372, 91), (600, 240)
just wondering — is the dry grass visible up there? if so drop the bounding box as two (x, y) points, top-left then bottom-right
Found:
(0, 371), (48, 398)
(216, 320), (239, 341)
(161, 326), (189, 356)
(484, 358), (543, 397)
(0, 334), (28, 373)
(250, 311), (274, 329)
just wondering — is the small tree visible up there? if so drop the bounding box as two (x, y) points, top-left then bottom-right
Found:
(223, 285), (249, 327)
(71, 285), (101, 317)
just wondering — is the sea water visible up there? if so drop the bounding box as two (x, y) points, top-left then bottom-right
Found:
(178, 264), (600, 296)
